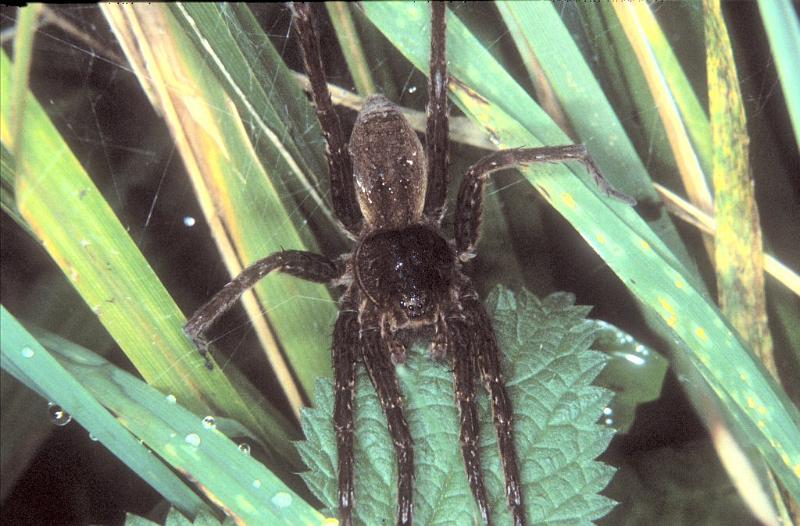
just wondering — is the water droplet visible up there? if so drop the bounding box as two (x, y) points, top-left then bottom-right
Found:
(252, 479), (262, 489)
(183, 216), (196, 227)
(408, 85), (417, 94)
(165, 394), (177, 404)
(21, 347), (34, 358)
(89, 432), (99, 441)
(271, 491), (292, 509)
(202, 416), (216, 430)
(47, 402), (72, 426)
(604, 417), (614, 426)
(622, 353), (646, 366)
(602, 407), (613, 416)
(185, 433), (201, 447)
(238, 442), (251, 456)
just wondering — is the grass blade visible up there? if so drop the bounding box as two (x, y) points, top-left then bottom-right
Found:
(705, 0), (775, 374)
(0, 48), (300, 470)
(0, 307), (207, 517)
(612, 2), (713, 217)
(102, 3), (339, 414)
(1, 308), (328, 525)
(757, 0), (800, 150)
(325, 2), (377, 96)
(8, 5), (41, 160)
(496, 1), (701, 285)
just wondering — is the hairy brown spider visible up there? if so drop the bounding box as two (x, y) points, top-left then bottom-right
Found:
(185, 3), (633, 525)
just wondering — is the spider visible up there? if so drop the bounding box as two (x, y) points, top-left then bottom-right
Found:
(185, 3), (633, 525)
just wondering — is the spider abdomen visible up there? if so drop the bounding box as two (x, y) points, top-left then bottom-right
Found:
(349, 95), (427, 229)
(354, 225), (453, 322)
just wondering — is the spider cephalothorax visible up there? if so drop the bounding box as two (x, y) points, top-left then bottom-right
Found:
(185, 3), (632, 525)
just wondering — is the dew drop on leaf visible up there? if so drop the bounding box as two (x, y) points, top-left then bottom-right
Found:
(47, 402), (72, 426)
(271, 491), (292, 509)
(202, 416), (216, 430)
(185, 433), (201, 447)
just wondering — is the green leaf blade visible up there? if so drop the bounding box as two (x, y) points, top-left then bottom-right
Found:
(1, 311), (328, 525)
(0, 47), (299, 468)
(757, 0), (800, 151)
(0, 307), (207, 518)
(164, 3), (342, 397)
(496, 1), (700, 283)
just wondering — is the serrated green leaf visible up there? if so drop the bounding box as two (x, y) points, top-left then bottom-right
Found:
(125, 508), (224, 526)
(164, 507), (195, 526)
(125, 513), (160, 526)
(298, 288), (617, 525)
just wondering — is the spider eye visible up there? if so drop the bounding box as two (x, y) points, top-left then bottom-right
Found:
(400, 292), (428, 318)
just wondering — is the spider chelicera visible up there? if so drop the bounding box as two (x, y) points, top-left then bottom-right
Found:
(185, 3), (633, 525)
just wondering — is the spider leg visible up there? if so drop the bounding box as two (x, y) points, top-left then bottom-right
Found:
(447, 315), (491, 524)
(454, 145), (636, 255)
(462, 296), (526, 526)
(184, 250), (339, 369)
(291, 2), (363, 235)
(360, 325), (414, 526)
(332, 303), (359, 526)
(423, 1), (449, 222)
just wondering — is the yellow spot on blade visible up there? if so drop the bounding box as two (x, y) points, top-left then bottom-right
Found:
(674, 279), (685, 289)
(235, 495), (256, 513)
(794, 464), (800, 477)
(639, 239), (651, 250)
(659, 297), (674, 313)
(758, 405), (767, 415)
(694, 327), (708, 342)
(739, 372), (748, 381)
(561, 192), (577, 209)
(596, 233), (607, 245)
(658, 297), (678, 327)
(757, 420), (766, 429)
(323, 519), (340, 526)
(747, 397), (757, 408)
